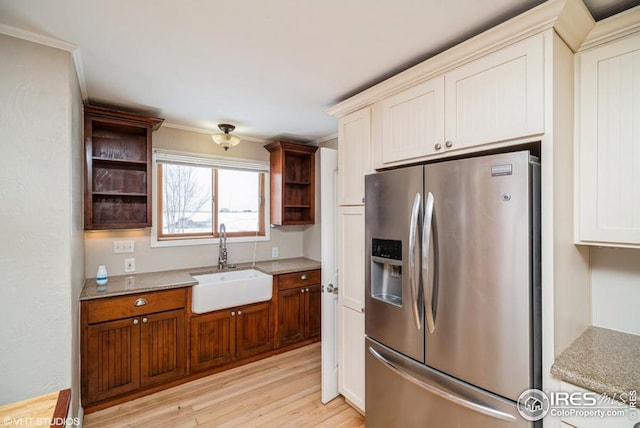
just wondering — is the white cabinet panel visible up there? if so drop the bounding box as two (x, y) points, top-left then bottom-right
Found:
(380, 76), (445, 164)
(338, 107), (371, 205)
(339, 305), (365, 413)
(338, 206), (365, 312)
(445, 33), (544, 151)
(576, 32), (640, 247)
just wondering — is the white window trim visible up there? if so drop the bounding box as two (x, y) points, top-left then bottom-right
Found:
(151, 149), (271, 248)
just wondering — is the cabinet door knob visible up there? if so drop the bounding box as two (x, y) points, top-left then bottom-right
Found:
(238, 310), (242, 315)
(142, 317), (148, 323)
(434, 143), (442, 151)
(134, 298), (147, 307)
(133, 319), (139, 325)
(445, 140), (453, 148)
(301, 289), (305, 293)
(231, 311), (235, 316)
(306, 288), (309, 292)
(301, 274), (308, 280)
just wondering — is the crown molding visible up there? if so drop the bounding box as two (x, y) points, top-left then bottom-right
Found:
(162, 122), (268, 144)
(579, 6), (640, 51)
(328, 0), (594, 118)
(314, 133), (338, 145)
(0, 24), (89, 101)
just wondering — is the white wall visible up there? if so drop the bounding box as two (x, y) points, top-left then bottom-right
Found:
(0, 34), (84, 407)
(591, 247), (640, 336)
(84, 127), (306, 277)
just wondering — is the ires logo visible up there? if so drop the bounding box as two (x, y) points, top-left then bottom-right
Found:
(517, 389), (637, 422)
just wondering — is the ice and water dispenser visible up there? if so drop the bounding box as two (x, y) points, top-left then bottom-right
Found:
(371, 238), (403, 306)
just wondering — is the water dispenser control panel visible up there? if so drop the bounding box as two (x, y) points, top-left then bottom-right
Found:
(372, 239), (402, 260)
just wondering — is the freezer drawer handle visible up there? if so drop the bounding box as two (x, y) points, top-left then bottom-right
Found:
(368, 347), (517, 423)
(408, 192), (422, 331)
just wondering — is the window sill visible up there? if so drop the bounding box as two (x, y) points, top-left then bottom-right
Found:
(150, 231), (270, 248)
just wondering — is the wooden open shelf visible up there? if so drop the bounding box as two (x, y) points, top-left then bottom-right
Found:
(265, 141), (318, 226)
(84, 105), (163, 230)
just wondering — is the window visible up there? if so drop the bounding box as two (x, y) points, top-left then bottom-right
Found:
(154, 150), (268, 242)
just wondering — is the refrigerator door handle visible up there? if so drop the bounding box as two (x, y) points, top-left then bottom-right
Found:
(422, 192), (438, 334)
(368, 346), (517, 422)
(408, 193), (422, 331)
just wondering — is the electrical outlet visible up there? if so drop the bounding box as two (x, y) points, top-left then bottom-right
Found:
(113, 240), (123, 253)
(124, 258), (135, 273)
(272, 247), (279, 258)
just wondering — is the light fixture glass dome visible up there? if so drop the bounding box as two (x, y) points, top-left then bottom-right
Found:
(211, 124), (241, 151)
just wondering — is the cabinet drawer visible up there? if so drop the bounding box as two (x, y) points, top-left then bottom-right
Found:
(278, 270), (321, 290)
(86, 288), (186, 324)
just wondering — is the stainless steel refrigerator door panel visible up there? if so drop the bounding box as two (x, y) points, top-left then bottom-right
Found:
(365, 166), (425, 362)
(424, 151), (534, 402)
(366, 338), (532, 428)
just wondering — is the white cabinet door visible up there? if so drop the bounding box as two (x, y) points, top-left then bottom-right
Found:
(445, 33), (544, 151)
(338, 306), (365, 413)
(337, 205), (365, 412)
(338, 107), (371, 206)
(576, 32), (640, 247)
(338, 206), (365, 312)
(380, 76), (445, 164)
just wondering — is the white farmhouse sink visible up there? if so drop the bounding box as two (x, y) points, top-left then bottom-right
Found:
(191, 269), (273, 314)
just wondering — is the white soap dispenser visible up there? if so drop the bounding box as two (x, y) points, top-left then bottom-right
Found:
(96, 265), (108, 286)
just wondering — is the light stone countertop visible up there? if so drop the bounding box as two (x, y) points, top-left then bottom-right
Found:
(551, 326), (640, 403)
(80, 257), (321, 300)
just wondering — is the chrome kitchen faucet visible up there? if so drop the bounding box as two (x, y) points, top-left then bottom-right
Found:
(218, 223), (228, 269)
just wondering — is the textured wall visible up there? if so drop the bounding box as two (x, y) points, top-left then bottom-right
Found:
(84, 126), (307, 277)
(0, 34), (82, 405)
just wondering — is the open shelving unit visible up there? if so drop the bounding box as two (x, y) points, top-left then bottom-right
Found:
(84, 106), (164, 230)
(265, 141), (318, 225)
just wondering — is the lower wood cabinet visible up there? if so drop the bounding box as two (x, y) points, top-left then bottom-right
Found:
(81, 289), (187, 406)
(276, 270), (321, 347)
(190, 301), (274, 373)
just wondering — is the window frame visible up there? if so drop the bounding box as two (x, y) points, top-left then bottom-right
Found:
(151, 150), (270, 248)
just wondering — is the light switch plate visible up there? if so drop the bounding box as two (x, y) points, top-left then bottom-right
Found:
(272, 247), (279, 258)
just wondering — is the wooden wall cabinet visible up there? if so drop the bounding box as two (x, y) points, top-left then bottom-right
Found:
(265, 141), (318, 225)
(81, 288), (186, 406)
(276, 270), (321, 347)
(190, 301), (274, 373)
(84, 105), (163, 230)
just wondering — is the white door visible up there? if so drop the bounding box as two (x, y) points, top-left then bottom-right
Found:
(320, 147), (339, 403)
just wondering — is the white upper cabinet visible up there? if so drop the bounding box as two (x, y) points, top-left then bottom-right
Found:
(380, 76), (445, 164)
(374, 33), (545, 167)
(338, 107), (371, 205)
(445, 33), (544, 151)
(576, 32), (640, 247)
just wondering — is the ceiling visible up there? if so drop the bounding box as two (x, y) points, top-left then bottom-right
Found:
(0, 0), (635, 142)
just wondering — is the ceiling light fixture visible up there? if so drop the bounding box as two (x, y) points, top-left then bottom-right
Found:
(211, 124), (241, 151)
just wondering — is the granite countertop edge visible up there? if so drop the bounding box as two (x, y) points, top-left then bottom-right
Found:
(80, 257), (321, 300)
(551, 326), (640, 404)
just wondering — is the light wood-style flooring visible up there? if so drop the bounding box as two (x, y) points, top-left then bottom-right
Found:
(83, 343), (364, 427)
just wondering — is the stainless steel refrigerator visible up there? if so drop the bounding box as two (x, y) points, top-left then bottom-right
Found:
(364, 150), (541, 427)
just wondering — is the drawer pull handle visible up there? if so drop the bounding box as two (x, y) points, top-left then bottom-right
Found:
(133, 319), (139, 325)
(142, 317), (148, 323)
(134, 298), (148, 307)
(231, 311), (235, 316)
(301, 289), (305, 293)
(238, 310), (242, 315)
(306, 288), (310, 292)
(301, 274), (308, 280)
